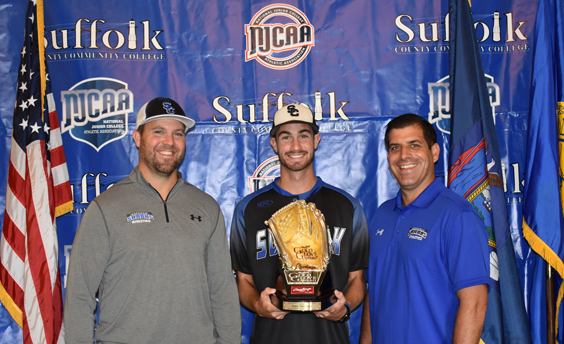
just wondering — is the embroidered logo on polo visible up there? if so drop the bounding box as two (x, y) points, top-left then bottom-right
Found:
(127, 212), (154, 224)
(376, 229), (384, 236)
(190, 214), (202, 222)
(407, 227), (428, 241)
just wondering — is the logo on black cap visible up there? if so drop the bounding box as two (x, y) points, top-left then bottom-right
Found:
(163, 101), (175, 114)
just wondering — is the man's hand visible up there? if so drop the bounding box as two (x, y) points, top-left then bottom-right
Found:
(313, 290), (347, 321)
(236, 271), (289, 320)
(255, 287), (290, 320)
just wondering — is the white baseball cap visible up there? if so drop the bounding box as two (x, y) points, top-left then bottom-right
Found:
(270, 103), (319, 137)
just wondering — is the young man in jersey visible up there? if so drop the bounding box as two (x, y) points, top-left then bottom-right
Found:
(64, 97), (241, 344)
(359, 113), (489, 343)
(230, 103), (369, 343)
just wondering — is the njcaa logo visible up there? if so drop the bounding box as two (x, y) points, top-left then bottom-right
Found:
(127, 212), (154, 224)
(61, 78), (134, 151)
(428, 75), (500, 134)
(245, 4), (315, 70)
(407, 227), (428, 241)
(249, 156), (280, 193)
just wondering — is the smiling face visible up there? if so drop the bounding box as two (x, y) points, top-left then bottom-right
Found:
(270, 122), (321, 174)
(387, 124), (440, 205)
(133, 118), (186, 179)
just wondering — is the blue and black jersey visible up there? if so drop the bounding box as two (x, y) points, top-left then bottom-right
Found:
(230, 177), (369, 344)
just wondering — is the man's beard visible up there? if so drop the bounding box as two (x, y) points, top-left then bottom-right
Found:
(278, 150), (314, 172)
(139, 142), (185, 177)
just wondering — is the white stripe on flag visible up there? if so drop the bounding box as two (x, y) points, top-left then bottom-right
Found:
(0, 233), (25, 289)
(47, 93), (55, 115)
(5, 186), (26, 237)
(10, 136), (26, 178)
(24, 255), (47, 344)
(49, 127), (63, 150)
(51, 162), (69, 187)
(27, 141), (58, 290)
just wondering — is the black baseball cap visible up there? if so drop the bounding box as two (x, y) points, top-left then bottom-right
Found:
(136, 97), (195, 133)
(270, 103), (319, 137)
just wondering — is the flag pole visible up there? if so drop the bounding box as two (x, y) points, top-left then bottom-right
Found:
(547, 265), (555, 344)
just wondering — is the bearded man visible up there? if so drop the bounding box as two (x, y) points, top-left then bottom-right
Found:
(64, 97), (241, 344)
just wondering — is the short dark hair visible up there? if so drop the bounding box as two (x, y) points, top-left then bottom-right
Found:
(384, 113), (437, 150)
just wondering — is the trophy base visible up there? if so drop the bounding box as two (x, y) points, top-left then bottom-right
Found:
(282, 300), (321, 311)
(276, 289), (334, 312)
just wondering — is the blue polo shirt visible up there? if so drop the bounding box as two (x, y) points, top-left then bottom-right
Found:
(367, 179), (490, 343)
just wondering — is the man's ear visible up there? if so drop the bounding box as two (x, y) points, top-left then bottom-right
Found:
(270, 136), (278, 154)
(132, 130), (141, 148)
(432, 143), (440, 163)
(313, 133), (321, 150)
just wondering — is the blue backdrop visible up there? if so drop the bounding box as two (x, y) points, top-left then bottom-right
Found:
(0, 0), (545, 342)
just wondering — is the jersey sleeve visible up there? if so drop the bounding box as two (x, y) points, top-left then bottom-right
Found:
(229, 199), (251, 274)
(350, 198), (370, 271)
(444, 210), (491, 292)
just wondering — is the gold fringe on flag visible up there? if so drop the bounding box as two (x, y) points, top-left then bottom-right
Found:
(523, 219), (564, 342)
(0, 283), (22, 328)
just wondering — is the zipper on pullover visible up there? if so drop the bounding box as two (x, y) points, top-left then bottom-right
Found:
(163, 200), (169, 222)
(147, 183), (172, 223)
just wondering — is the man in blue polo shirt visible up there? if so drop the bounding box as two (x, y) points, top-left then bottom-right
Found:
(359, 114), (489, 343)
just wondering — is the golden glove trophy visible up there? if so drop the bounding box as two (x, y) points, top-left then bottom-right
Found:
(265, 200), (333, 311)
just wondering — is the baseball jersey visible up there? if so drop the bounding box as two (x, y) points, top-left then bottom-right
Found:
(230, 177), (369, 344)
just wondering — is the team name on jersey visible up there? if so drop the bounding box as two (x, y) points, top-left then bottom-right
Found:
(256, 226), (346, 259)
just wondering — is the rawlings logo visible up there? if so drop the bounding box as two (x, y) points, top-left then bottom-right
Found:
(291, 286), (314, 295)
(257, 200), (274, 208)
(245, 4), (315, 70)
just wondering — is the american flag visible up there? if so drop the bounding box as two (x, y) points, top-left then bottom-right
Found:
(0, 0), (73, 343)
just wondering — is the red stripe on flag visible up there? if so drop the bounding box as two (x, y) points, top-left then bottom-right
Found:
(7, 161), (26, 205)
(47, 110), (60, 130)
(53, 181), (72, 205)
(22, 314), (31, 344)
(52, 266), (63, 341)
(0, 263), (24, 309)
(25, 149), (55, 343)
(49, 145), (65, 167)
(1, 215), (25, 261)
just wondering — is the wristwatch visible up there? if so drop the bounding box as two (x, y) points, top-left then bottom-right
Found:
(339, 302), (351, 323)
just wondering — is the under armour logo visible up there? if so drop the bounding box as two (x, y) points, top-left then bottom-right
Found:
(287, 105), (299, 117)
(190, 214), (202, 222)
(376, 229), (384, 236)
(163, 101), (175, 114)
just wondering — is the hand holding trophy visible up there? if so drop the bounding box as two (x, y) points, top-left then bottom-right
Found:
(265, 200), (333, 311)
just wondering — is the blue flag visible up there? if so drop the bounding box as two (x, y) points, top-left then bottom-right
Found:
(447, 0), (532, 342)
(522, 0), (564, 342)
